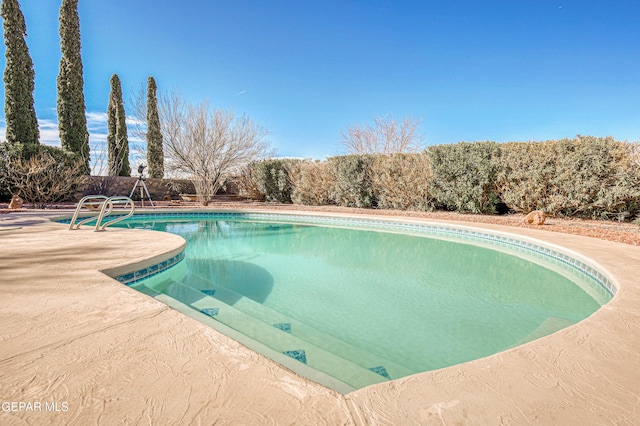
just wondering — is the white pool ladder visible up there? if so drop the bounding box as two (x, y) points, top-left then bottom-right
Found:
(69, 195), (135, 231)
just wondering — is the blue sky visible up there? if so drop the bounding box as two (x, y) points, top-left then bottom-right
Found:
(1, 0), (639, 165)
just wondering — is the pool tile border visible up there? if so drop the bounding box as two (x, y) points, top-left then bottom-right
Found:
(115, 251), (185, 286)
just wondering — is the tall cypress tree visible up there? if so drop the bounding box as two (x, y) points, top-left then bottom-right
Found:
(107, 74), (130, 176)
(146, 76), (163, 179)
(1, 0), (39, 149)
(57, 0), (89, 173)
(106, 75), (117, 176)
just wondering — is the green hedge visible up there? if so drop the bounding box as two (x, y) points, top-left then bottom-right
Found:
(243, 137), (640, 221)
(427, 141), (502, 214)
(290, 160), (336, 206)
(328, 155), (378, 208)
(250, 159), (300, 203)
(496, 136), (640, 219)
(372, 153), (434, 211)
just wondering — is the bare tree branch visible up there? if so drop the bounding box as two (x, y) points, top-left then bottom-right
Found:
(129, 83), (147, 143)
(341, 115), (424, 155)
(158, 92), (272, 205)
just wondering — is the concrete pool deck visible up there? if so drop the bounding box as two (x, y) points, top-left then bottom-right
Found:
(0, 209), (639, 425)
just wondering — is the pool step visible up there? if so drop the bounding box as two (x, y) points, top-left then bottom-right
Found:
(148, 282), (390, 389)
(182, 272), (418, 380)
(512, 316), (575, 348)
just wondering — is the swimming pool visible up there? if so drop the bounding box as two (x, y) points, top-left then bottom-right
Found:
(98, 212), (614, 392)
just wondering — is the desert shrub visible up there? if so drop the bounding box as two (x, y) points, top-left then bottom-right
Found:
(0, 144), (12, 200)
(290, 160), (336, 205)
(1, 144), (87, 208)
(372, 153), (434, 211)
(0, 142), (45, 200)
(427, 141), (502, 214)
(328, 155), (378, 208)
(496, 136), (640, 219)
(250, 159), (300, 203)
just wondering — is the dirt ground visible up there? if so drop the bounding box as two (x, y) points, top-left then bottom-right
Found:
(2, 196), (640, 246)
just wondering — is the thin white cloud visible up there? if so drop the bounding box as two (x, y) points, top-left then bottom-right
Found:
(126, 115), (145, 127)
(86, 111), (109, 135)
(36, 118), (58, 130)
(0, 118), (60, 146)
(129, 136), (145, 145)
(85, 111), (108, 124)
(89, 131), (109, 140)
(37, 118), (62, 146)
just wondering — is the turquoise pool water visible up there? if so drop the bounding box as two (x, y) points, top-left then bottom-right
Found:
(106, 213), (612, 391)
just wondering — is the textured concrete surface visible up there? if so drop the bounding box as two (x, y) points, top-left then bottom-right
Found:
(0, 209), (639, 425)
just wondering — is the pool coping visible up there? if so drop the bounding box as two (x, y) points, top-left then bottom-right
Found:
(1, 208), (639, 424)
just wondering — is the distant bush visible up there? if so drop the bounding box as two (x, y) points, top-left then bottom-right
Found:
(372, 153), (434, 211)
(290, 154), (434, 210)
(1, 142), (51, 200)
(427, 142), (502, 214)
(290, 160), (336, 205)
(244, 137), (640, 222)
(250, 159), (300, 203)
(328, 155), (378, 208)
(1, 143), (86, 207)
(496, 136), (640, 219)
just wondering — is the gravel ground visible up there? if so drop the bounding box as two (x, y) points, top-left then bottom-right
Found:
(3, 198), (640, 246)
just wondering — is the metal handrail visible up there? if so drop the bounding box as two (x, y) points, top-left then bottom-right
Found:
(94, 196), (135, 231)
(69, 195), (135, 231)
(69, 195), (109, 230)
